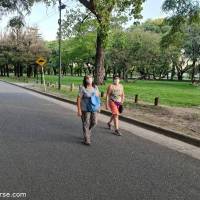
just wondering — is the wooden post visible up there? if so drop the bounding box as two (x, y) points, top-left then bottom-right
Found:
(41, 66), (46, 92)
(154, 97), (159, 106)
(135, 94), (138, 103)
(70, 83), (74, 91)
(101, 91), (105, 98)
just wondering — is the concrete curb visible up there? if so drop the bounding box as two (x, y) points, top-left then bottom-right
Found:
(1, 80), (200, 148)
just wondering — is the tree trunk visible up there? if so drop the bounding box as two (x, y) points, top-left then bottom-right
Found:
(124, 72), (128, 82)
(80, 68), (82, 77)
(177, 71), (183, 81)
(34, 65), (37, 78)
(123, 64), (129, 82)
(3, 66), (6, 76)
(6, 64), (9, 77)
(118, 71), (122, 79)
(16, 63), (20, 77)
(14, 67), (16, 76)
(171, 64), (176, 80)
(113, 67), (116, 77)
(0, 67), (3, 76)
(19, 65), (23, 77)
(191, 60), (196, 83)
(53, 67), (57, 75)
(70, 65), (73, 76)
(48, 68), (51, 75)
(94, 32), (105, 85)
(27, 65), (32, 78)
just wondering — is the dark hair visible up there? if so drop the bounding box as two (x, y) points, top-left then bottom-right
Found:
(83, 75), (95, 88)
(113, 75), (120, 80)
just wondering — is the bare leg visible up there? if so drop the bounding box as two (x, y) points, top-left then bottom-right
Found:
(107, 115), (114, 129)
(113, 114), (119, 130)
(113, 114), (121, 135)
(109, 115), (114, 124)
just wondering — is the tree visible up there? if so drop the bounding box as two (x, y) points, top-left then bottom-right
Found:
(0, 26), (49, 77)
(184, 24), (200, 82)
(106, 29), (131, 81)
(141, 18), (171, 34)
(0, 0), (52, 14)
(161, 0), (200, 81)
(106, 25), (172, 81)
(75, 0), (145, 84)
(162, 0), (200, 44)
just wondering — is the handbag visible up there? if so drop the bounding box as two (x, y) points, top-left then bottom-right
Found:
(111, 99), (124, 114)
(118, 104), (124, 113)
(90, 94), (101, 111)
(83, 87), (100, 112)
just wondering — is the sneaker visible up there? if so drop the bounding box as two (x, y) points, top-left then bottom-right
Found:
(85, 137), (91, 145)
(113, 129), (122, 136)
(83, 141), (91, 145)
(82, 137), (91, 145)
(107, 122), (111, 130)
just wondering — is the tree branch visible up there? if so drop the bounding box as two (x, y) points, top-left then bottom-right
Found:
(78, 0), (97, 16)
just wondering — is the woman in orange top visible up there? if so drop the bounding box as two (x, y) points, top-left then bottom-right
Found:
(106, 76), (125, 136)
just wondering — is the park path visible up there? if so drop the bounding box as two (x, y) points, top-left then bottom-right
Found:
(0, 81), (200, 200)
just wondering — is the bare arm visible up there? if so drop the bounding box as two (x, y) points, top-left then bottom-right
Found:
(95, 86), (100, 97)
(77, 95), (82, 116)
(106, 85), (112, 109)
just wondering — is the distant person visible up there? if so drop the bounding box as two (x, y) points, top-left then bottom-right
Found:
(106, 75), (125, 136)
(77, 75), (100, 145)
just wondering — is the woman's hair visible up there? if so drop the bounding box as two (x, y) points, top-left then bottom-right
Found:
(113, 75), (120, 80)
(83, 75), (95, 88)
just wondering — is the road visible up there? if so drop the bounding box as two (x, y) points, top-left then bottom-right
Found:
(0, 81), (200, 200)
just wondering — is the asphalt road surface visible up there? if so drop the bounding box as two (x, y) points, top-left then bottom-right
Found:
(0, 81), (200, 200)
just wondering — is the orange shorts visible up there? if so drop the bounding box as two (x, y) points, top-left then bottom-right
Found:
(109, 100), (119, 115)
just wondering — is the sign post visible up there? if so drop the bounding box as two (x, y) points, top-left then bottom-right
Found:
(36, 57), (47, 92)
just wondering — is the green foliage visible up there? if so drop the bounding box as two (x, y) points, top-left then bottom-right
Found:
(184, 24), (200, 61)
(163, 0), (199, 17)
(106, 26), (172, 80)
(0, 26), (50, 77)
(162, 0), (200, 46)
(47, 30), (96, 75)
(0, 0), (53, 15)
(62, 9), (97, 38)
(141, 18), (171, 34)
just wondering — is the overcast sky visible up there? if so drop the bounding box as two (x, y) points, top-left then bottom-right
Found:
(0, 0), (166, 41)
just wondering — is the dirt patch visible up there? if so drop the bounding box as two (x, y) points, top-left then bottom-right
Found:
(121, 103), (200, 138)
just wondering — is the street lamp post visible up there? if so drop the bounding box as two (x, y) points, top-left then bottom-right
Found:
(58, 0), (66, 90)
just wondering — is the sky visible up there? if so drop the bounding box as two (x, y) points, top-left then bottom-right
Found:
(0, 0), (166, 41)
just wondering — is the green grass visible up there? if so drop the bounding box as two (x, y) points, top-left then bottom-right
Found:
(1, 75), (200, 107)
(45, 75), (83, 86)
(122, 81), (200, 107)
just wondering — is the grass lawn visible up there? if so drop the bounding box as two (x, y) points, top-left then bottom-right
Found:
(45, 75), (200, 107)
(1, 75), (200, 107)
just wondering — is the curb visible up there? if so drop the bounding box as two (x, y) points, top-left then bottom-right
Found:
(1, 80), (200, 148)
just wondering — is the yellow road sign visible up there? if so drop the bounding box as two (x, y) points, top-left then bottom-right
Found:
(36, 57), (46, 66)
